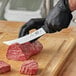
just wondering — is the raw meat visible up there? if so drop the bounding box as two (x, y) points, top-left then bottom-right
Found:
(6, 41), (43, 61)
(20, 60), (38, 75)
(0, 61), (11, 74)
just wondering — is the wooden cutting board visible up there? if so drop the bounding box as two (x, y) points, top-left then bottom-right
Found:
(0, 20), (76, 76)
(0, 32), (75, 76)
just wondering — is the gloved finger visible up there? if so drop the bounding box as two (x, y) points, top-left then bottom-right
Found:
(19, 18), (45, 38)
(19, 25), (29, 37)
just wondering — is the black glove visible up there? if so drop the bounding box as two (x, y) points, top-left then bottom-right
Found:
(19, 18), (45, 37)
(19, 0), (73, 37)
(43, 0), (73, 33)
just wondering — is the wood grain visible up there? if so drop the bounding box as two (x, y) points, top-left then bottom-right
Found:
(0, 21), (75, 76)
(0, 32), (75, 76)
(40, 38), (75, 76)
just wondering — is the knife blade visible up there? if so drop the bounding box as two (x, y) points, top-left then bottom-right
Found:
(3, 28), (46, 45)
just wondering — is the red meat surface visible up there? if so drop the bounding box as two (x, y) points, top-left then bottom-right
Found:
(20, 60), (38, 75)
(0, 61), (11, 74)
(6, 41), (43, 61)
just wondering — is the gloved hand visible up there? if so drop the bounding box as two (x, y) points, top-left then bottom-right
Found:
(19, 0), (73, 38)
(19, 18), (45, 37)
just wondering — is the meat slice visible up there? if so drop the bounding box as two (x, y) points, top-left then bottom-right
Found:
(6, 41), (43, 61)
(20, 60), (38, 75)
(0, 61), (11, 74)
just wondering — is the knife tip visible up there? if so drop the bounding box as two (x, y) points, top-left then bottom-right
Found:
(3, 42), (10, 45)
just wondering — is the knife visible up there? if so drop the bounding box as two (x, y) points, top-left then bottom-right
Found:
(3, 28), (46, 45)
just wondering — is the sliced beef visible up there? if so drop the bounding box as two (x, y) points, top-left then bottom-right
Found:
(0, 61), (11, 74)
(6, 43), (27, 61)
(20, 60), (38, 75)
(6, 41), (43, 61)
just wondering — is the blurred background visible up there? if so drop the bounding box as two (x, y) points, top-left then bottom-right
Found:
(0, 0), (75, 26)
